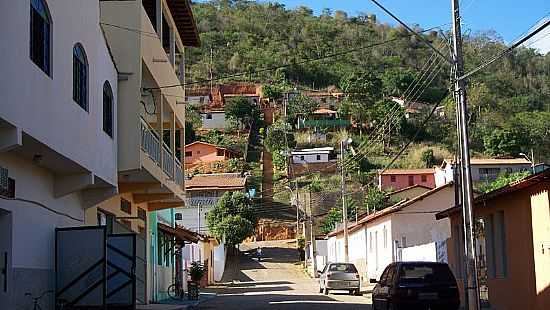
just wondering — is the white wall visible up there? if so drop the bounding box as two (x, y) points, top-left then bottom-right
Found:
(201, 112), (226, 130)
(175, 206), (211, 234)
(213, 242), (226, 282)
(0, 0), (118, 186)
(366, 217), (393, 280)
(292, 153), (329, 164)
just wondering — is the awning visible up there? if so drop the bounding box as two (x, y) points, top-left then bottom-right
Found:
(158, 223), (202, 243)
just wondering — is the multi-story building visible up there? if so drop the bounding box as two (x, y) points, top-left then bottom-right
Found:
(435, 158), (532, 186)
(0, 0), (118, 308)
(92, 0), (200, 303)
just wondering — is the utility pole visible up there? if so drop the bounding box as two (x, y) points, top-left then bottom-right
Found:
(308, 189), (318, 277)
(451, 0), (480, 309)
(209, 47), (214, 94)
(340, 140), (349, 263)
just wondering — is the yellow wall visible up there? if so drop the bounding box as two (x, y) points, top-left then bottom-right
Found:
(85, 192), (148, 233)
(531, 189), (550, 310)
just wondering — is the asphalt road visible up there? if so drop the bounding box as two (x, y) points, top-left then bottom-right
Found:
(199, 241), (372, 310)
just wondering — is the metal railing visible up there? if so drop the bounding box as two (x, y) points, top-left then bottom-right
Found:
(140, 118), (161, 163)
(175, 158), (183, 186)
(162, 143), (174, 178)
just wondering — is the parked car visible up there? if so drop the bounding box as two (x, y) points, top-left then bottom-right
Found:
(319, 263), (361, 296)
(371, 262), (460, 310)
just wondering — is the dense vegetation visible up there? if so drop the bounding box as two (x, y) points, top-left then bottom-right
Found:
(188, 0), (550, 162)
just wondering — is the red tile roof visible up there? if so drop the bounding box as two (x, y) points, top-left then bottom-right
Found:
(185, 173), (247, 191)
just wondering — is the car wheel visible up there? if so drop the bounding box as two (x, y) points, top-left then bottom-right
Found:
(349, 289), (354, 295)
(354, 289), (361, 296)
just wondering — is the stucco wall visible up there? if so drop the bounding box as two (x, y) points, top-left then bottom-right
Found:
(292, 153), (330, 164)
(0, 0), (118, 186)
(380, 173), (435, 191)
(201, 112), (226, 129)
(0, 153), (84, 310)
(186, 144), (227, 164)
(366, 217), (393, 280)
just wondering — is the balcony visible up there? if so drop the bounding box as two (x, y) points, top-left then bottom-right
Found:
(140, 117), (183, 187)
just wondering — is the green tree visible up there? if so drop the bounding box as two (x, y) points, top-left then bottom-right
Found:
(320, 208), (342, 234)
(261, 84), (283, 101)
(483, 127), (525, 157)
(363, 186), (387, 213)
(264, 121), (296, 154)
(225, 96), (257, 126)
(421, 149), (436, 168)
(478, 171), (530, 193)
(206, 191), (256, 246)
(381, 68), (416, 97)
(185, 122), (196, 144)
(287, 94), (319, 122)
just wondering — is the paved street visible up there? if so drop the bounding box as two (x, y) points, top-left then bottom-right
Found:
(199, 241), (372, 310)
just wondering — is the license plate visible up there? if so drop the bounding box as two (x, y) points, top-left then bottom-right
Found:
(418, 292), (438, 300)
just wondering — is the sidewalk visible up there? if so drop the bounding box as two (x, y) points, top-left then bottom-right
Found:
(136, 292), (216, 310)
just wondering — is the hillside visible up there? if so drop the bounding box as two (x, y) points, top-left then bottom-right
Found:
(187, 0), (550, 161)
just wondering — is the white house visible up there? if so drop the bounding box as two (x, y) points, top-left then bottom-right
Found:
(0, 0), (118, 308)
(327, 183), (455, 283)
(291, 147), (335, 164)
(435, 158), (532, 186)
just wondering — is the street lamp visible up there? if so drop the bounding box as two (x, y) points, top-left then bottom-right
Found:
(519, 150), (535, 174)
(340, 138), (352, 263)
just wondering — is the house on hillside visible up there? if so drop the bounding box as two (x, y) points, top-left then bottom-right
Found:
(184, 141), (238, 168)
(290, 147), (338, 177)
(297, 108), (350, 130)
(391, 97), (445, 120)
(327, 183), (455, 283)
(378, 168), (436, 191)
(435, 158), (533, 186)
(436, 169), (550, 310)
(176, 173), (247, 234)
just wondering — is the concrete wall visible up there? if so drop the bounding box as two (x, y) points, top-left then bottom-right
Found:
(447, 181), (550, 310)
(201, 112), (226, 129)
(0, 0), (118, 186)
(380, 173), (435, 191)
(175, 205), (211, 234)
(185, 143), (228, 165)
(366, 217), (393, 280)
(436, 164), (532, 186)
(292, 153), (329, 164)
(85, 193), (148, 233)
(348, 227), (368, 283)
(0, 153), (84, 310)
(213, 242), (226, 282)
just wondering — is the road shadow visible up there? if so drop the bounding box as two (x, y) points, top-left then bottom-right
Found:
(227, 281), (295, 288)
(198, 293), (372, 310)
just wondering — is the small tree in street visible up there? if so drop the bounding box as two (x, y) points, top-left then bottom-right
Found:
(206, 192), (256, 247)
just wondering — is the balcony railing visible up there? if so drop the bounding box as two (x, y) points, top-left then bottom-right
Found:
(140, 117), (184, 185)
(140, 118), (161, 163)
(175, 158), (183, 186)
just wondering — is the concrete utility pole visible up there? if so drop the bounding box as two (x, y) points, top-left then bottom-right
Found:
(340, 139), (351, 263)
(308, 189), (318, 277)
(451, 0), (480, 309)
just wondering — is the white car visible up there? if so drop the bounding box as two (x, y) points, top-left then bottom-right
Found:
(319, 262), (361, 296)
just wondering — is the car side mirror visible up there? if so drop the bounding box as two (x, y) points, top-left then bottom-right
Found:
(369, 279), (378, 284)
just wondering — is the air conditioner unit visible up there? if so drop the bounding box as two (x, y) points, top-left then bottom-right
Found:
(0, 166), (8, 192)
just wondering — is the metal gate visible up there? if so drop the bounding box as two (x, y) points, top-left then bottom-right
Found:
(107, 234), (136, 309)
(56, 226), (137, 310)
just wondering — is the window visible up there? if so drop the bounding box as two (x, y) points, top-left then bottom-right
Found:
(421, 174), (427, 182)
(369, 232), (373, 252)
(300, 155), (305, 161)
(175, 213), (182, 221)
(120, 198), (131, 214)
(408, 175), (414, 186)
(103, 81), (114, 137)
(185, 151), (192, 157)
(138, 208), (146, 221)
(73, 43), (88, 111)
(401, 236), (407, 248)
(206, 113), (213, 120)
(486, 211), (507, 278)
(30, 0), (51, 75)
(316, 155), (321, 161)
(0, 178), (15, 199)
(479, 168), (501, 181)
(390, 175), (396, 182)
(217, 149), (224, 156)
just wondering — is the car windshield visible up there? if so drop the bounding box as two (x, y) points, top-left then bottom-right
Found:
(329, 264), (357, 273)
(397, 264), (455, 284)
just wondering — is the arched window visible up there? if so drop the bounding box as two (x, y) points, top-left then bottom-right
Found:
(30, 0), (52, 75)
(73, 43), (88, 111)
(103, 81), (114, 138)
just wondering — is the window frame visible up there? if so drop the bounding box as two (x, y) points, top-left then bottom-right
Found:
(185, 151), (193, 157)
(390, 175), (396, 183)
(408, 175), (414, 186)
(30, 0), (52, 76)
(72, 43), (89, 111)
(103, 81), (114, 138)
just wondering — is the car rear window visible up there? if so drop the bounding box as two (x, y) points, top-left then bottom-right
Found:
(329, 264), (358, 273)
(398, 264), (455, 284)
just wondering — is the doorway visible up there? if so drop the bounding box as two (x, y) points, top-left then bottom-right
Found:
(0, 209), (13, 308)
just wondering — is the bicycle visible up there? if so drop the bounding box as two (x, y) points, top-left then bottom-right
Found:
(167, 248), (185, 300)
(25, 290), (67, 310)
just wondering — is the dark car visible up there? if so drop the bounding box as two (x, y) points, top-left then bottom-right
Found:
(371, 262), (460, 310)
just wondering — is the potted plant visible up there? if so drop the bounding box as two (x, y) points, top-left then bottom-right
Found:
(187, 262), (206, 300)
(297, 236), (306, 261)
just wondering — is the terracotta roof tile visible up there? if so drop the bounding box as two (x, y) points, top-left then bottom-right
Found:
(185, 173), (246, 190)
